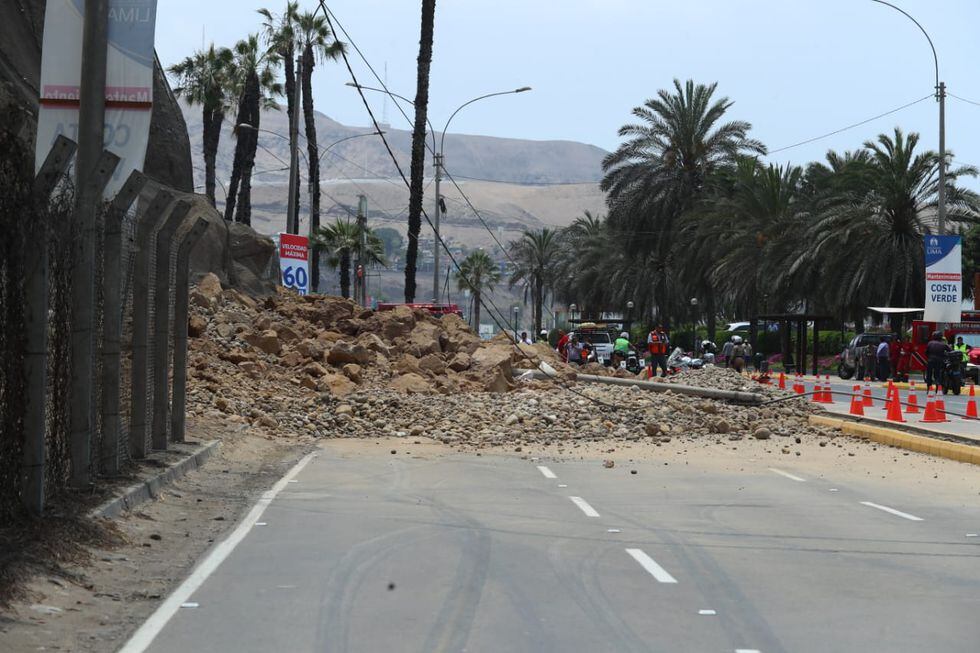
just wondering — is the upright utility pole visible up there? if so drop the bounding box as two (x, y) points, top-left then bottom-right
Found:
(356, 194), (367, 306)
(937, 80), (946, 235)
(432, 153), (442, 303)
(286, 56), (302, 234)
(70, 0), (110, 488)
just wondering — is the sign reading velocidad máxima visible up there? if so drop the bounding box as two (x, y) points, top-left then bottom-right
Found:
(35, 0), (159, 196)
(924, 235), (962, 323)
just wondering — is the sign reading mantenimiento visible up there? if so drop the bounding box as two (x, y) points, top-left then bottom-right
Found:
(35, 0), (159, 196)
(924, 235), (963, 323)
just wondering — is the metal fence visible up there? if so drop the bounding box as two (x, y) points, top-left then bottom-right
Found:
(0, 124), (210, 521)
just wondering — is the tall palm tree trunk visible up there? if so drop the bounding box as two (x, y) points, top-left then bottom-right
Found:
(340, 251), (351, 299)
(234, 73), (261, 226)
(302, 45), (322, 292)
(202, 107), (224, 207)
(404, 0), (436, 303)
(534, 277), (544, 336)
(473, 289), (481, 331)
(224, 94), (250, 221)
(283, 49), (301, 230)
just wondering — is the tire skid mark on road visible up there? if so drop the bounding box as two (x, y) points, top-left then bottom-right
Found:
(546, 540), (652, 653)
(418, 495), (493, 653)
(604, 506), (789, 653)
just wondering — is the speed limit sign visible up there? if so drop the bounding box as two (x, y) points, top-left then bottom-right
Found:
(278, 233), (310, 295)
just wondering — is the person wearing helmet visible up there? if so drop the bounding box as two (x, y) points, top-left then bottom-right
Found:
(539, 329), (549, 344)
(730, 335), (747, 373)
(565, 333), (585, 365)
(613, 331), (630, 368)
(925, 331), (950, 389)
(647, 324), (670, 377)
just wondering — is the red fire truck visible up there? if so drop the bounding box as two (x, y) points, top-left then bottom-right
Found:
(909, 310), (980, 382)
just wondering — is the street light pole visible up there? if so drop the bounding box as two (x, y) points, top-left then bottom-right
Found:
(345, 83), (531, 302)
(871, 0), (945, 234)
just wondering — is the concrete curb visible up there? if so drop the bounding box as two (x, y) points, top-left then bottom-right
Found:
(88, 440), (221, 519)
(810, 415), (980, 465)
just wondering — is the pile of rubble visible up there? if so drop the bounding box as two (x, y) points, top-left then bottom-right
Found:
(184, 276), (832, 446)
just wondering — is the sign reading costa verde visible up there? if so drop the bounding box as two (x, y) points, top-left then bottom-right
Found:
(924, 234), (962, 323)
(35, 0), (159, 196)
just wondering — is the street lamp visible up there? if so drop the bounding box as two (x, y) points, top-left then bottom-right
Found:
(871, 0), (946, 234)
(513, 305), (520, 341)
(690, 297), (699, 353)
(347, 83), (532, 301)
(626, 300), (635, 337)
(569, 303), (577, 326)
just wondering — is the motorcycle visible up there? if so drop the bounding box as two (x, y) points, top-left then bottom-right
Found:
(944, 350), (964, 395)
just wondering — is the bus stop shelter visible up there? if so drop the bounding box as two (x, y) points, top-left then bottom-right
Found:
(757, 313), (833, 376)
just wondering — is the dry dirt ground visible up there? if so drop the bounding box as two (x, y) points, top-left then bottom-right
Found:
(3, 415), (979, 653)
(0, 416), (308, 653)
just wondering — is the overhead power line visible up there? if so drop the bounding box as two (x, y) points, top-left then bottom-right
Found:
(768, 94), (933, 154)
(949, 92), (980, 108)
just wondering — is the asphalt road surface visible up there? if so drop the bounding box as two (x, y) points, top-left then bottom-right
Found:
(125, 442), (980, 653)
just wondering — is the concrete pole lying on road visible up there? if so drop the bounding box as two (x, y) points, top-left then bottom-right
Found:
(100, 172), (149, 475)
(129, 190), (175, 459)
(22, 135), (77, 516)
(150, 201), (194, 451)
(171, 218), (210, 443)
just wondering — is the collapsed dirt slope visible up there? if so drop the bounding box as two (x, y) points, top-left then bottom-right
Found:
(187, 276), (830, 447)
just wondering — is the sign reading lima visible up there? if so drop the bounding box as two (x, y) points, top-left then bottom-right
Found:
(109, 6), (153, 23)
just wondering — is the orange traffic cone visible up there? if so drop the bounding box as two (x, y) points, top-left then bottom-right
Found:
(964, 383), (978, 420)
(778, 372), (786, 390)
(905, 387), (920, 414)
(936, 387), (949, 422)
(886, 393), (905, 423)
(849, 385), (865, 416)
(811, 378), (822, 403)
(862, 378), (873, 407)
(922, 388), (943, 423)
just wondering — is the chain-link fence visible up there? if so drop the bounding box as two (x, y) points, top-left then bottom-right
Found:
(1, 119), (210, 521)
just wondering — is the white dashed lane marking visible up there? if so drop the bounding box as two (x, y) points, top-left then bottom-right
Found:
(625, 548), (678, 584)
(537, 465), (557, 479)
(860, 501), (923, 521)
(768, 467), (805, 482)
(569, 496), (600, 517)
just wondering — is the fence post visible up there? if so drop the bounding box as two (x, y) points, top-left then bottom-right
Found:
(171, 218), (209, 443)
(129, 190), (174, 459)
(99, 171), (149, 475)
(22, 136), (76, 516)
(68, 149), (120, 488)
(150, 201), (193, 451)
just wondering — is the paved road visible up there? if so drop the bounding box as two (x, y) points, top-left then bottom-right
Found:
(128, 443), (980, 653)
(796, 377), (980, 441)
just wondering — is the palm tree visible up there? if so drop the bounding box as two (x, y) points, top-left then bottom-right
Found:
(808, 128), (979, 324)
(224, 35), (282, 226)
(296, 10), (344, 293)
(313, 219), (385, 299)
(258, 2), (300, 226)
(456, 250), (500, 329)
(168, 45), (234, 208)
(508, 228), (560, 336)
(404, 0), (437, 303)
(601, 79), (765, 322)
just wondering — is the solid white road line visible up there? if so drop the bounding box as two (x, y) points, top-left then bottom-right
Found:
(625, 548), (678, 584)
(860, 501), (923, 521)
(117, 452), (317, 653)
(569, 496), (600, 517)
(537, 465), (557, 479)
(768, 467), (805, 482)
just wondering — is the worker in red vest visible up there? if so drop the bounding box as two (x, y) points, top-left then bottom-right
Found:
(647, 324), (669, 378)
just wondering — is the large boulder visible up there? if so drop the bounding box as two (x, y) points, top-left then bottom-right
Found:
(244, 330), (281, 355)
(407, 321), (445, 356)
(441, 314), (482, 354)
(326, 341), (372, 366)
(389, 373), (434, 394)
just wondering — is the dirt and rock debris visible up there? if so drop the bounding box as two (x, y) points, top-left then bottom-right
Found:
(185, 274), (830, 448)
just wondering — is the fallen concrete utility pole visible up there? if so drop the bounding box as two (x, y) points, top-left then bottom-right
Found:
(516, 369), (764, 405)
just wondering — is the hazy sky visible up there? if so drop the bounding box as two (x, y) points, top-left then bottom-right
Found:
(156, 0), (980, 186)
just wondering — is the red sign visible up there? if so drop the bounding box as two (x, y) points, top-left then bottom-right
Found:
(279, 233), (308, 261)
